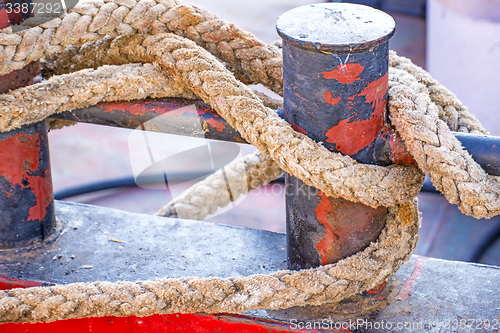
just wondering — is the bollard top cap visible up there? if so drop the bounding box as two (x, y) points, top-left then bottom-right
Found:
(277, 3), (395, 52)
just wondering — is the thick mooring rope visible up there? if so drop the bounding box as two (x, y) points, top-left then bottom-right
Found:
(1, 202), (419, 323)
(0, 0), (497, 324)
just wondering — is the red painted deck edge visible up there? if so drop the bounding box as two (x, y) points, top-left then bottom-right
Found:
(0, 278), (311, 333)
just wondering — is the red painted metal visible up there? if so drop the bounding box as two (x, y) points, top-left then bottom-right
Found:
(0, 275), (44, 290)
(0, 9), (55, 248)
(0, 280), (304, 333)
(2, 314), (305, 333)
(50, 98), (247, 143)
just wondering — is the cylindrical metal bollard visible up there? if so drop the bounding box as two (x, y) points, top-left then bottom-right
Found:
(0, 8), (55, 249)
(0, 122), (56, 248)
(277, 3), (396, 269)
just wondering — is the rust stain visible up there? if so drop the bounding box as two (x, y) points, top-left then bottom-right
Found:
(366, 281), (386, 294)
(0, 133), (52, 222)
(322, 63), (364, 84)
(395, 257), (429, 301)
(315, 191), (337, 265)
(324, 73), (388, 155)
(291, 123), (307, 135)
(324, 91), (341, 105)
(388, 130), (417, 165)
(294, 92), (307, 101)
(206, 118), (225, 132)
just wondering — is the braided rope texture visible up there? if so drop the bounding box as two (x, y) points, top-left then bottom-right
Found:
(0, 0), (282, 93)
(388, 68), (500, 219)
(0, 201), (420, 323)
(0, 62), (195, 131)
(86, 33), (427, 208)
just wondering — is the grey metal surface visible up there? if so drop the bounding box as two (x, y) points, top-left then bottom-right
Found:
(0, 201), (498, 332)
(261, 256), (500, 332)
(0, 201), (287, 283)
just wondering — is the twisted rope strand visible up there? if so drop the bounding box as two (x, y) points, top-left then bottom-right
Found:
(0, 63), (195, 131)
(0, 0), (282, 93)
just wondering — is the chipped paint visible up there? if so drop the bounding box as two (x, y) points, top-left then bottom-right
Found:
(315, 191), (337, 265)
(0, 132), (52, 223)
(359, 73), (388, 119)
(322, 63), (364, 84)
(324, 73), (388, 155)
(291, 123), (307, 135)
(395, 256), (429, 301)
(206, 118), (225, 132)
(324, 91), (341, 105)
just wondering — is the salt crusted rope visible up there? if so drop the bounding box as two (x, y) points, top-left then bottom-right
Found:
(0, 201), (420, 323)
(160, 53), (500, 220)
(0, 0), (282, 93)
(0, 32), (424, 207)
(0, 63), (196, 131)
(387, 67), (500, 219)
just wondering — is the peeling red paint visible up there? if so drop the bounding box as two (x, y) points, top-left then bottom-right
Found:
(291, 123), (307, 135)
(101, 102), (154, 116)
(322, 63), (364, 84)
(366, 281), (386, 294)
(325, 115), (382, 155)
(395, 257), (429, 301)
(324, 73), (388, 155)
(324, 91), (341, 105)
(206, 118), (225, 132)
(294, 92), (307, 101)
(0, 133), (52, 222)
(315, 191), (337, 265)
(359, 73), (388, 120)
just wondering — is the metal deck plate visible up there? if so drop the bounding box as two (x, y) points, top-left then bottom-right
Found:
(1, 201), (499, 332)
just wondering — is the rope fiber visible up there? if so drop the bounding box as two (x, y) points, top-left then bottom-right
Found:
(0, 0), (498, 324)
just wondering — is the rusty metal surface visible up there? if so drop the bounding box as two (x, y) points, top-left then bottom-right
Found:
(0, 8), (55, 249)
(0, 121), (56, 248)
(285, 175), (387, 269)
(50, 98), (247, 143)
(0, 61), (40, 94)
(0, 201), (498, 332)
(51, 99), (500, 175)
(277, 3), (395, 270)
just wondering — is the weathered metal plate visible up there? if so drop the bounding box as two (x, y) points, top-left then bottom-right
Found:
(0, 201), (499, 332)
